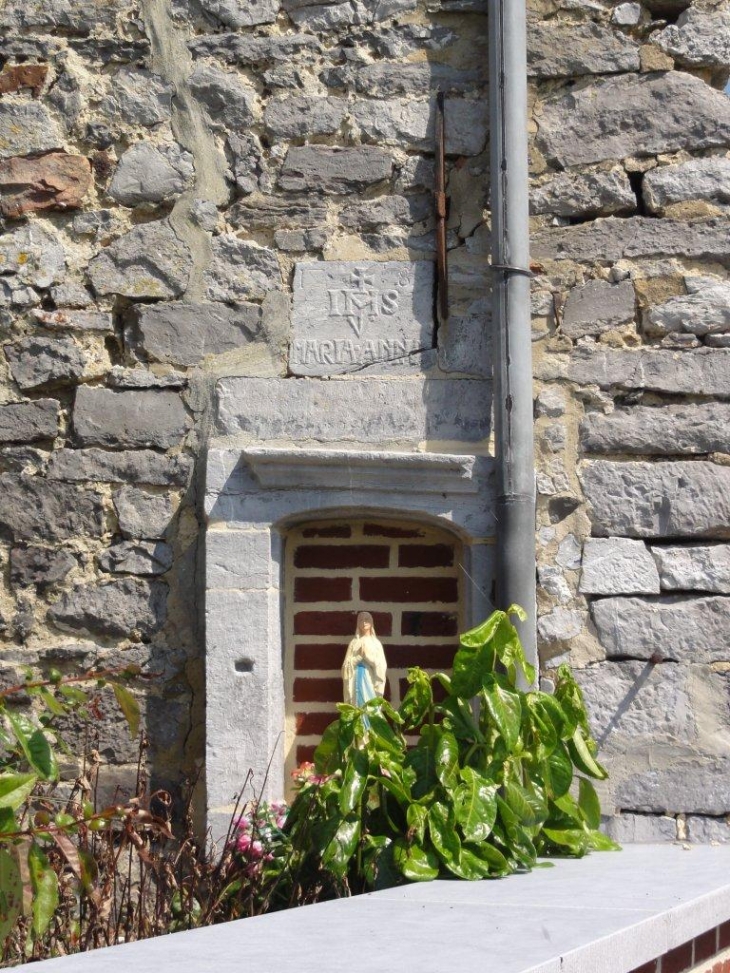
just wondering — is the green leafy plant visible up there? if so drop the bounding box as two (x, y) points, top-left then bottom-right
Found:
(282, 607), (617, 893)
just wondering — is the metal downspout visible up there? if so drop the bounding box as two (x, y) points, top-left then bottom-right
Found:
(488, 0), (537, 681)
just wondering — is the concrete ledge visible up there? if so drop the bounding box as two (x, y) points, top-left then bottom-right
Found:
(29, 845), (730, 973)
(243, 447), (480, 493)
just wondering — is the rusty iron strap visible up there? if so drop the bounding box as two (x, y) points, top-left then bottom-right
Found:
(435, 91), (449, 322)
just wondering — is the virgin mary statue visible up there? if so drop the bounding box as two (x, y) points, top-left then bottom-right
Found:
(342, 611), (387, 707)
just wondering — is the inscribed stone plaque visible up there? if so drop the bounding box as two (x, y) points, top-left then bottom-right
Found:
(290, 260), (435, 376)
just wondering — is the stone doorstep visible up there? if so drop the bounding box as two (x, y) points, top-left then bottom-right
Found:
(25, 845), (730, 973)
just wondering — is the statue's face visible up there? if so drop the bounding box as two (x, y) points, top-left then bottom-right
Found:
(359, 621), (373, 636)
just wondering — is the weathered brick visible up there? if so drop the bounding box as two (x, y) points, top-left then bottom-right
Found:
(398, 544), (454, 568)
(359, 576), (458, 603)
(293, 577), (352, 602)
(401, 611), (458, 636)
(294, 611), (392, 636)
(294, 545), (389, 569)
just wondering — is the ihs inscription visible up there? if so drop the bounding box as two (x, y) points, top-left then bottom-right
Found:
(291, 260), (435, 376)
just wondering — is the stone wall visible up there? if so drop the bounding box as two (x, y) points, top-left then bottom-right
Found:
(0, 0), (728, 836)
(529, 0), (730, 841)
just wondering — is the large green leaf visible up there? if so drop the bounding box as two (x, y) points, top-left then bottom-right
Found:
(339, 749), (367, 815)
(492, 614), (536, 688)
(568, 728), (608, 781)
(112, 683), (140, 740)
(406, 728), (439, 799)
(496, 797), (537, 868)
(392, 838), (439, 882)
(0, 772), (37, 812)
(435, 731), (459, 790)
(321, 818), (361, 879)
(586, 830), (620, 852)
(544, 742), (573, 798)
(407, 804), (428, 844)
(459, 613), (505, 650)
(504, 780), (546, 831)
(0, 849), (22, 942)
(428, 802), (461, 868)
(578, 777), (601, 830)
(448, 847), (490, 880)
(483, 682), (522, 753)
(453, 767), (497, 842)
(437, 695), (482, 742)
(399, 668), (433, 729)
(464, 840), (512, 876)
(313, 720), (342, 774)
(367, 714), (403, 757)
(7, 713), (57, 781)
(542, 827), (589, 857)
(28, 844), (59, 937)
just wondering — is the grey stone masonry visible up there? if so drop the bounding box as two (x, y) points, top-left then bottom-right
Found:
(290, 261), (435, 375)
(0, 101), (62, 159)
(537, 73), (730, 167)
(0, 400), (59, 444)
(530, 169), (636, 219)
(0, 476), (106, 542)
(532, 217), (730, 264)
(580, 403), (730, 455)
(592, 595), (730, 663)
(46, 449), (192, 487)
(216, 376), (491, 444)
(617, 761), (730, 815)
(539, 348), (730, 397)
(87, 221), (193, 299)
(581, 461), (730, 539)
(48, 580), (167, 640)
(642, 158), (730, 214)
(644, 279), (730, 338)
(279, 146), (394, 194)
(73, 388), (190, 449)
(527, 20), (640, 78)
(561, 279), (635, 338)
(580, 538), (660, 595)
(652, 546), (730, 594)
(113, 487), (176, 540)
(126, 302), (261, 367)
(653, 7), (730, 70)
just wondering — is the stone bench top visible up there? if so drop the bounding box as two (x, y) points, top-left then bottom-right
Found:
(29, 844), (730, 973)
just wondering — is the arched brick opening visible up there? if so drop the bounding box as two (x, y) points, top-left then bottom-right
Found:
(283, 517), (465, 782)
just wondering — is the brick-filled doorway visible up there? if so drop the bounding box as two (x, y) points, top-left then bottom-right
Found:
(284, 518), (464, 782)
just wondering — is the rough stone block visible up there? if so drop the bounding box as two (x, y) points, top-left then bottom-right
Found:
(653, 7), (730, 70)
(264, 96), (346, 138)
(686, 815), (730, 843)
(108, 142), (194, 206)
(73, 387), (189, 449)
(216, 376), (491, 444)
(0, 223), (65, 291)
(206, 529), (272, 589)
(533, 217), (730, 265)
(580, 403), (730, 456)
(98, 540), (173, 576)
(644, 279), (730, 338)
(0, 475), (105, 541)
(228, 195), (329, 232)
(617, 760), (730, 815)
(643, 158), (730, 213)
(88, 220), (193, 299)
(188, 63), (255, 129)
(537, 607), (583, 643)
(46, 448), (192, 486)
(189, 33), (321, 67)
(279, 146), (393, 194)
(33, 309), (114, 333)
(575, 661), (696, 750)
(652, 546), (730, 595)
(562, 280), (635, 338)
(580, 538), (660, 596)
(540, 347), (730, 397)
(48, 579), (167, 639)
(537, 73), (730, 167)
(10, 546), (76, 589)
(204, 236), (280, 303)
(0, 399), (59, 444)
(197, 0), (279, 26)
(581, 460), (730, 539)
(348, 61), (481, 98)
(527, 21), (640, 78)
(351, 97), (487, 156)
(126, 301), (260, 367)
(4, 336), (88, 391)
(592, 595), (730, 663)
(0, 100), (62, 160)
(604, 813), (677, 843)
(290, 261), (435, 376)
(113, 486), (176, 540)
(531, 169), (635, 219)
(0, 1), (133, 33)
(438, 296), (491, 378)
(612, 3), (642, 25)
(106, 68), (173, 127)
(0, 63), (48, 96)
(0, 152), (91, 219)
